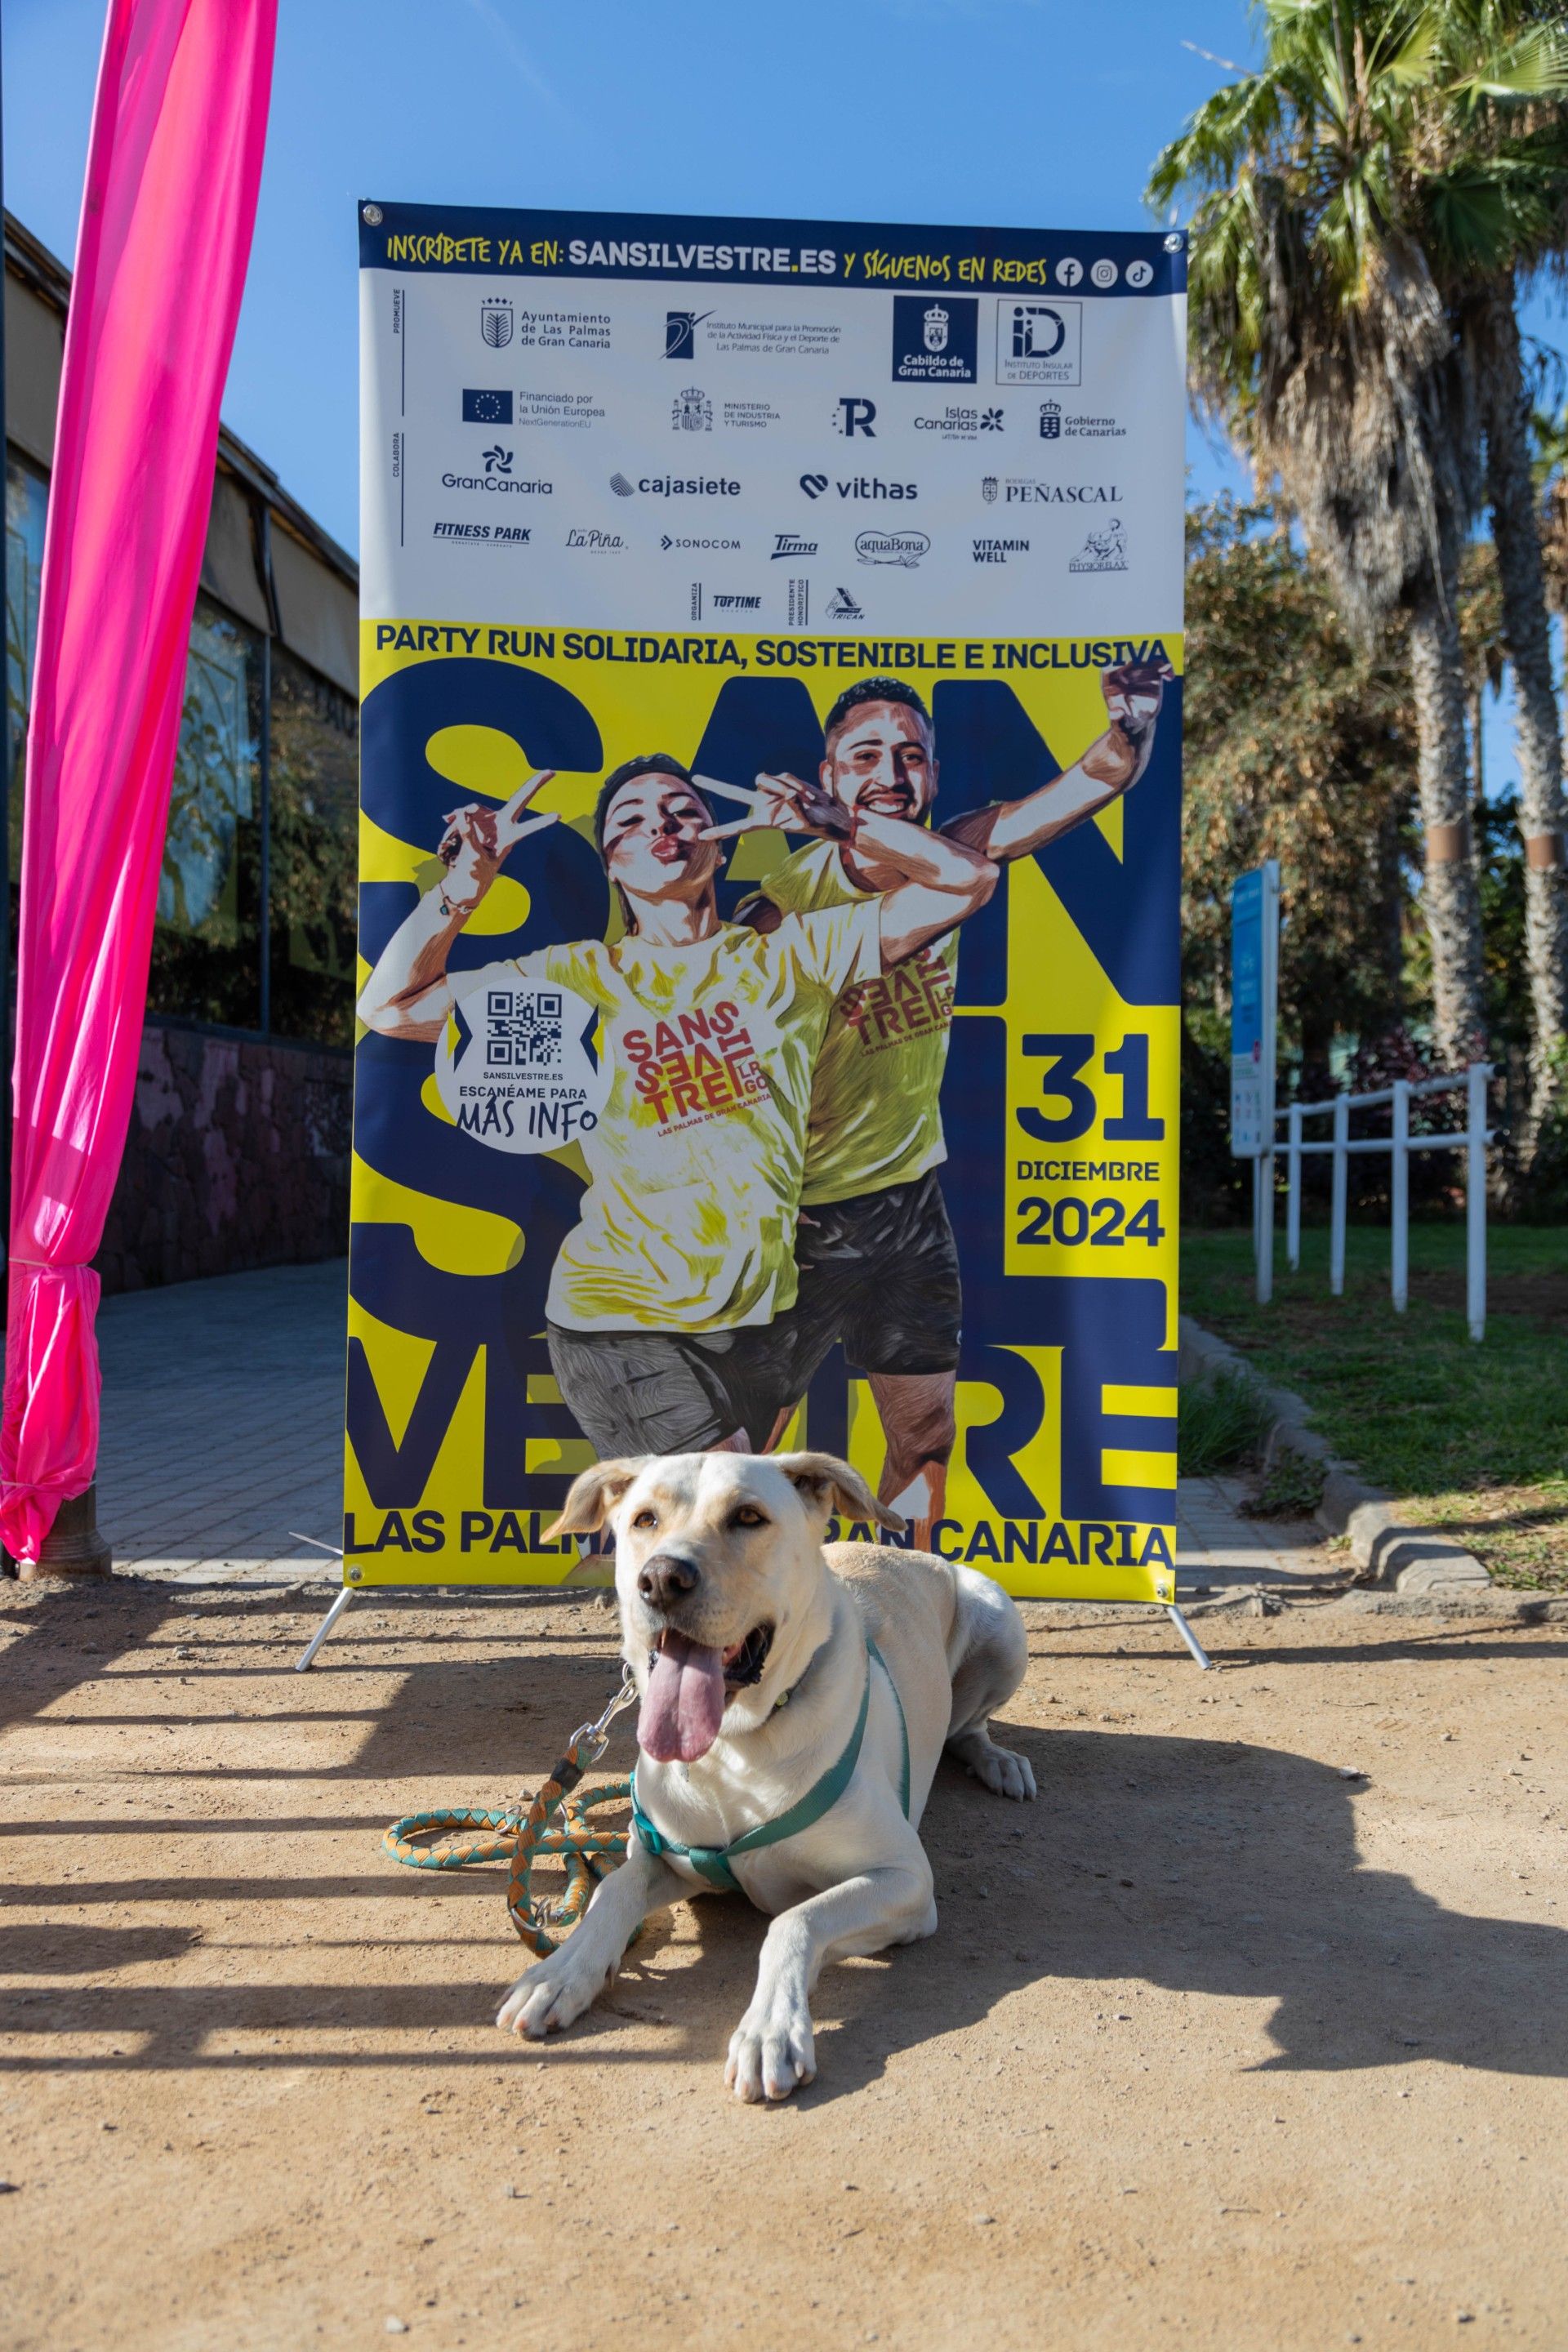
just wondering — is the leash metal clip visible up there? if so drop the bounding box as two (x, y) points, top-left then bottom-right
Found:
(568, 1661), (639, 1768)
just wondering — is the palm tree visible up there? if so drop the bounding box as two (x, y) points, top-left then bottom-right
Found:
(1150, 2), (1488, 1066)
(1438, 4), (1568, 1150)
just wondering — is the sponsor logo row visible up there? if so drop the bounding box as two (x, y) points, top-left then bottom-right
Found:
(460, 385), (1125, 441)
(461, 287), (1157, 382)
(428, 517), (1129, 577)
(435, 453), (1126, 513)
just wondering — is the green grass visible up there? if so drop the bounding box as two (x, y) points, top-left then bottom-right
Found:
(1178, 1367), (1272, 1477)
(1182, 1223), (1568, 1592)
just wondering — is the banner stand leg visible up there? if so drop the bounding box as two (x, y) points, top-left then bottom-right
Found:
(1166, 1604), (1214, 1672)
(295, 1586), (356, 1673)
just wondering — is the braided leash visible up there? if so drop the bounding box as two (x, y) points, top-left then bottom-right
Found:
(383, 1667), (639, 1956)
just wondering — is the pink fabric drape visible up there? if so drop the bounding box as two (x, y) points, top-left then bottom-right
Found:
(0, 0), (277, 1562)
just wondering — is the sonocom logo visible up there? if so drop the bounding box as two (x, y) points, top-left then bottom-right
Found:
(614, 474), (741, 497)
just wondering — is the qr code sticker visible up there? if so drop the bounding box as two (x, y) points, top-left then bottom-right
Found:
(485, 988), (564, 1068)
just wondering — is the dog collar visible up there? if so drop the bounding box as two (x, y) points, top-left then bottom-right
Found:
(630, 1635), (910, 1894)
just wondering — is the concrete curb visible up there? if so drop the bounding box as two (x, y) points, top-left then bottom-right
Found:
(1178, 1315), (1493, 1598)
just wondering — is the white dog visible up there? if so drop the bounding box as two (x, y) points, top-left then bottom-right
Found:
(497, 1450), (1036, 2101)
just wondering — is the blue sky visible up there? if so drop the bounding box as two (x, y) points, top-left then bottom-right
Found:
(5, 0), (1563, 790)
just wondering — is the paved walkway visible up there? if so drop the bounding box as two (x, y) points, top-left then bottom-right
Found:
(89, 1258), (1334, 1593)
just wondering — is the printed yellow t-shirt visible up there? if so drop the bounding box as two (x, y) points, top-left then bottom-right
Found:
(456, 902), (883, 1333)
(755, 837), (956, 1205)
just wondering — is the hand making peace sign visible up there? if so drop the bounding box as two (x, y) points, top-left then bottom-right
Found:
(435, 769), (559, 914)
(693, 770), (855, 844)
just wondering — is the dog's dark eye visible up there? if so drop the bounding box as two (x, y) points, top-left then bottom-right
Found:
(731, 1506), (768, 1529)
(631, 1508), (658, 1530)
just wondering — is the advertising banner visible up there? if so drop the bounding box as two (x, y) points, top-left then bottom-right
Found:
(349, 203), (1186, 1600)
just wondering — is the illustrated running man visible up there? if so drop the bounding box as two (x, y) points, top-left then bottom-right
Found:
(357, 755), (996, 1459)
(733, 664), (1171, 1548)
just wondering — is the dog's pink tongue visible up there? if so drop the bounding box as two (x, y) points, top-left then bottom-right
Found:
(639, 1632), (727, 1763)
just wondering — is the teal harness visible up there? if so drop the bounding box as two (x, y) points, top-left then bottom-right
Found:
(630, 1636), (910, 1894)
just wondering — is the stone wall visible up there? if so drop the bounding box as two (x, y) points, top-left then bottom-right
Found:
(96, 1021), (352, 1294)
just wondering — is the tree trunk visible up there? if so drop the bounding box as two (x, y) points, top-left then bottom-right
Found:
(1480, 280), (1568, 1158)
(1407, 572), (1487, 1067)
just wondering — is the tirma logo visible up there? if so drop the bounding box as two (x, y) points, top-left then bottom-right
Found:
(892, 294), (978, 384)
(773, 532), (817, 558)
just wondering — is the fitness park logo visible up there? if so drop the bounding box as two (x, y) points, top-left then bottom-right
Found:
(611, 472), (741, 497)
(994, 300), (1082, 387)
(892, 294), (978, 384)
(856, 528), (929, 568)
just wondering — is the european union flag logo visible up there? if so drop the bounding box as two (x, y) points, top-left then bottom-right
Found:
(462, 389), (513, 424)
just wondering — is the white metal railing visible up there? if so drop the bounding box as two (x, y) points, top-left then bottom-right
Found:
(1251, 1062), (1492, 1341)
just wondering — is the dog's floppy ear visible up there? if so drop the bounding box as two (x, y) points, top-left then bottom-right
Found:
(774, 1451), (906, 1535)
(545, 1458), (646, 1539)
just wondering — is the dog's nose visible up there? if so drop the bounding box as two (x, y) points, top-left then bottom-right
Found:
(638, 1552), (700, 1610)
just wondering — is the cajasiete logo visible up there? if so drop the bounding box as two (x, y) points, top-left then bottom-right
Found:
(856, 528), (929, 568)
(480, 298), (514, 350)
(892, 293), (978, 384)
(614, 474), (741, 498)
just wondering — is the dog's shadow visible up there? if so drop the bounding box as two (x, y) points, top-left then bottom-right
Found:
(597, 1722), (1568, 2102)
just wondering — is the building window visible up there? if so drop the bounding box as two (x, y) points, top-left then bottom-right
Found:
(4, 454), (357, 1046)
(148, 591), (264, 1030)
(5, 453), (48, 892)
(270, 648), (358, 1046)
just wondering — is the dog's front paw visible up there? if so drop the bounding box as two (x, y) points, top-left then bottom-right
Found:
(725, 1990), (817, 2104)
(971, 1742), (1036, 1802)
(496, 1944), (608, 2039)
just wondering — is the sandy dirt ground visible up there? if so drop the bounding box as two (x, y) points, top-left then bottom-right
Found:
(1, 1578), (1564, 2352)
